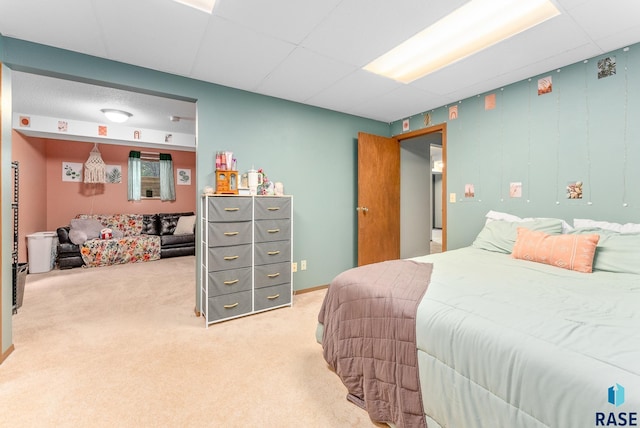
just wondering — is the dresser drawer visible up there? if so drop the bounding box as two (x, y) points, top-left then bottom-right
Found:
(254, 197), (291, 220)
(207, 221), (252, 246)
(207, 290), (252, 321)
(207, 196), (252, 222)
(207, 267), (252, 296)
(254, 219), (291, 243)
(254, 262), (291, 288)
(254, 241), (290, 266)
(254, 283), (291, 312)
(207, 244), (252, 271)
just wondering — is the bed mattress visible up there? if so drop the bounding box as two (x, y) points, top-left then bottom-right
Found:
(411, 247), (640, 427)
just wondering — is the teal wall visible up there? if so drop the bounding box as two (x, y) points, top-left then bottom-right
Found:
(0, 36), (388, 340)
(392, 43), (640, 249)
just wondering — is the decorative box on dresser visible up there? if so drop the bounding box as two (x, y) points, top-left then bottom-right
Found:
(201, 195), (293, 326)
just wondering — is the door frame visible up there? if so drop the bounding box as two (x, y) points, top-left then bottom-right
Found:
(396, 123), (447, 252)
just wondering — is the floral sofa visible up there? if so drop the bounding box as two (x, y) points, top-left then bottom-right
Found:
(56, 212), (196, 269)
(73, 214), (160, 268)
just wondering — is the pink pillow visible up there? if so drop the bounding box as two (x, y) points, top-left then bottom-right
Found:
(512, 227), (600, 273)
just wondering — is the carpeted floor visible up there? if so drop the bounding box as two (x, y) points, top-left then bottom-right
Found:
(1, 257), (384, 427)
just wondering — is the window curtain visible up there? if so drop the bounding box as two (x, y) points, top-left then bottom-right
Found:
(159, 153), (176, 201)
(128, 151), (141, 201)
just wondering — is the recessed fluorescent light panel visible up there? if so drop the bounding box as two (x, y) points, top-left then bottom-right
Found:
(364, 0), (560, 83)
(173, 0), (216, 14)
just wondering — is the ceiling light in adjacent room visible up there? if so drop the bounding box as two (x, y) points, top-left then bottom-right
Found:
(101, 109), (132, 123)
(173, 0), (216, 14)
(364, 0), (560, 83)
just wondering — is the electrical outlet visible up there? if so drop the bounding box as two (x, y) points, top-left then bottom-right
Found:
(301, 260), (307, 271)
(449, 193), (456, 203)
(292, 262), (298, 272)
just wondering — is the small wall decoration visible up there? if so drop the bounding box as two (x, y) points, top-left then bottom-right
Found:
(177, 168), (191, 185)
(133, 130), (141, 140)
(485, 94), (496, 110)
(449, 105), (458, 120)
(19, 116), (30, 127)
(423, 113), (432, 127)
(105, 165), (122, 183)
(98, 125), (107, 136)
(62, 162), (82, 182)
(464, 184), (475, 198)
(509, 182), (522, 198)
(165, 134), (173, 143)
(566, 181), (583, 199)
(58, 121), (68, 132)
(402, 119), (410, 132)
(597, 56), (616, 79)
(538, 76), (552, 95)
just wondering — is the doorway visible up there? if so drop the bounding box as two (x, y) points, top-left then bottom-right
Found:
(356, 125), (447, 266)
(400, 131), (444, 258)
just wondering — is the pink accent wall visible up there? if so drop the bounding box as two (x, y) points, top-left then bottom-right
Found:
(11, 131), (196, 262)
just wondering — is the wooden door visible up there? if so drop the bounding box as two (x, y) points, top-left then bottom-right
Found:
(357, 132), (400, 266)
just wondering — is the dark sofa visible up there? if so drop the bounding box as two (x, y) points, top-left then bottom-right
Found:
(56, 212), (196, 269)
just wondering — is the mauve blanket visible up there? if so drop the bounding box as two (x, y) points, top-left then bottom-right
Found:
(318, 259), (433, 428)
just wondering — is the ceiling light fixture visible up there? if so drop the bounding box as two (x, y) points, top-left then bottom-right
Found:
(173, 0), (216, 14)
(364, 0), (560, 84)
(101, 109), (132, 123)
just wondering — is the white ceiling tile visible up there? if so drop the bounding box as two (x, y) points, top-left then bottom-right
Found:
(190, 16), (296, 91)
(214, 0), (342, 44)
(256, 47), (357, 103)
(349, 85), (444, 123)
(92, 0), (211, 76)
(567, 0), (640, 41)
(305, 70), (402, 112)
(593, 26), (640, 53)
(0, 0), (108, 58)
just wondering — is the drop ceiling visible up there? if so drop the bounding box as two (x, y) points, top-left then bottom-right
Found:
(2, 0), (640, 131)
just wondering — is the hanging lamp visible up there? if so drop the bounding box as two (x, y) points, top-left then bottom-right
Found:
(84, 143), (107, 183)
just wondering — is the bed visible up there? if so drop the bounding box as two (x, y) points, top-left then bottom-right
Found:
(317, 215), (640, 428)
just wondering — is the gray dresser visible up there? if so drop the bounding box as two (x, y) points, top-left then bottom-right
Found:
(200, 195), (292, 325)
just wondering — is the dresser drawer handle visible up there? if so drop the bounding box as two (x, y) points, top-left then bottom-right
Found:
(224, 231), (239, 236)
(224, 207), (240, 212)
(267, 251), (280, 256)
(267, 294), (280, 300)
(223, 255), (239, 260)
(267, 229), (280, 233)
(267, 273), (280, 278)
(223, 302), (239, 309)
(267, 207), (280, 211)
(223, 279), (239, 285)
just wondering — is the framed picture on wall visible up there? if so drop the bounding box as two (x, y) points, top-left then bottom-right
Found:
(62, 162), (82, 182)
(105, 165), (122, 183)
(177, 168), (191, 185)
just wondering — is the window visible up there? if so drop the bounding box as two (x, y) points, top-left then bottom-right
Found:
(128, 151), (175, 201)
(141, 153), (160, 198)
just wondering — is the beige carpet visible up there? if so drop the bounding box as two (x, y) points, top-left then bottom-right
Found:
(1, 257), (384, 427)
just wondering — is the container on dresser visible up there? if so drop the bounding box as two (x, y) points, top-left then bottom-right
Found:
(200, 194), (293, 326)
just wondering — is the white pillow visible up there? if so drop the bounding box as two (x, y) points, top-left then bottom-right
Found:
(573, 218), (640, 234)
(485, 210), (573, 233)
(174, 215), (196, 235)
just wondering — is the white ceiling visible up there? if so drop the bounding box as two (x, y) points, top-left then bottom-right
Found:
(2, 0), (640, 131)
